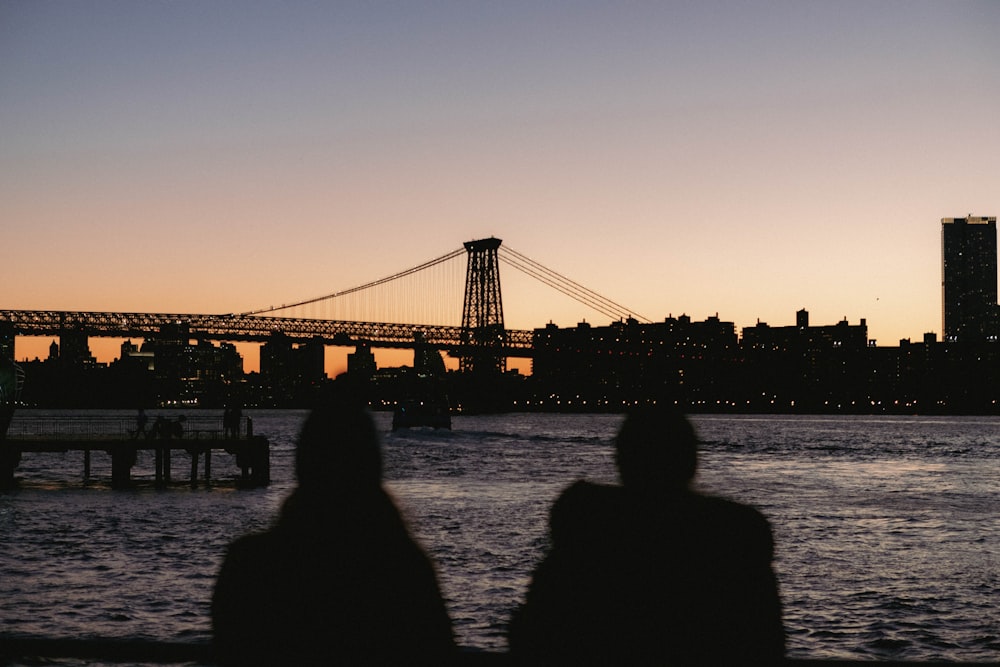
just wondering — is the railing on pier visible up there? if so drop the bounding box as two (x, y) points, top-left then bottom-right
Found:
(5, 415), (235, 441)
(0, 635), (995, 666)
(1, 416), (267, 489)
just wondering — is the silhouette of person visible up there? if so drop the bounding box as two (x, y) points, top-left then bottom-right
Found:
(133, 408), (148, 440)
(211, 385), (456, 666)
(172, 415), (185, 439)
(509, 406), (785, 665)
(231, 404), (242, 438)
(152, 415), (169, 439)
(223, 404), (243, 439)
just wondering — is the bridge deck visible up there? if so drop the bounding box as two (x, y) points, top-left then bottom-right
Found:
(0, 309), (535, 353)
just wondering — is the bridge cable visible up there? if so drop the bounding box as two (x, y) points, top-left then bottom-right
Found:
(501, 246), (650, 322)
(500, 246), (651, 323)
(239, 247), (466, 317)
(498, 254), (625, 322)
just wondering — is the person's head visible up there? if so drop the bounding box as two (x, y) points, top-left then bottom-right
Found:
(615, 405), (698, 492)
(295, 381), (381, 492)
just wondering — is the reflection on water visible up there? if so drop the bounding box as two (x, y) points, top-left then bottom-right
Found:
(1, 410), (998, 661)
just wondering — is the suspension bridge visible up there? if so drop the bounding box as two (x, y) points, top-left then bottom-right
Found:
(1, 238), (649, 369)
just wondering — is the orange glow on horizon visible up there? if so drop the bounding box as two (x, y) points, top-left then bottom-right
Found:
(12, 337), (530, 378)
(4, 3), (997, 355)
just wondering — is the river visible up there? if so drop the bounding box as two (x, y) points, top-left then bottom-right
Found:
(1, 410), (998, 662)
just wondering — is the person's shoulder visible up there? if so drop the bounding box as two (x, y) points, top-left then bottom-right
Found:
(553, 480), (624, 517)
(693, 493), (769, 525)
(550, 480), (626, 546)
(559, 479), (620, 501)
(691, 494), (775, 555)
(221, 528), (283, 568)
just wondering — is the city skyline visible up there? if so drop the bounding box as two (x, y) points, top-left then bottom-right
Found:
(3, 2), (999, 376)
(5, 218), (998, 376)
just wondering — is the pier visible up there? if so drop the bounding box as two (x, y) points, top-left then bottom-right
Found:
(0, 416), (269, 489)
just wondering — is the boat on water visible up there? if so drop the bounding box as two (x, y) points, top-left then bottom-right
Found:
(391, 399), (452, 431)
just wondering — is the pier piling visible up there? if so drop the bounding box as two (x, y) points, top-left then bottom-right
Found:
(1, 417), (270, 490)
(189, 450), (198, 487)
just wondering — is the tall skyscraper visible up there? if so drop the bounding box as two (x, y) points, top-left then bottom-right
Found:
(941, 216), (998, 341)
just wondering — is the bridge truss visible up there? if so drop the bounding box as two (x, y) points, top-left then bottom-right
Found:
(2, 238), (647, 363)
(0, 310), (534, 356)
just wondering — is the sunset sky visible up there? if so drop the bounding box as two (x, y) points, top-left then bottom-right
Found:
(3, 1), (998, 375)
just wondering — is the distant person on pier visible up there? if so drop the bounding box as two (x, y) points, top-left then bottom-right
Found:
(132, 408), (148, 440)
(508, 405), (785, 665)
(151, 415), (169, 439)
(172, 415), (185, 439)
(223, 404), (242, 439)
(212, 383), (456, 666)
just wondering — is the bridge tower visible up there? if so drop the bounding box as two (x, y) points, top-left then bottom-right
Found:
(460, 237), (506, 374)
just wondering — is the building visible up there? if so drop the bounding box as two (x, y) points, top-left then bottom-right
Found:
(138, 324), (244, 405)
(942, 216), (998, 342)
(530, 315), (739, 407)
(57, 327), (97, 367)
(260, 332), (326, 384)
(346, 342), (377, 379)
(741, 310), (870, 352)
(739, 310), (872, 410)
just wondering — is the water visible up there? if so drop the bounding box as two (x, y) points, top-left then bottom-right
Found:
(1, 410), (998, 662)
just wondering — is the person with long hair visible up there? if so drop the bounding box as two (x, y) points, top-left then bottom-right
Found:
(212, 386), (455, 665)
